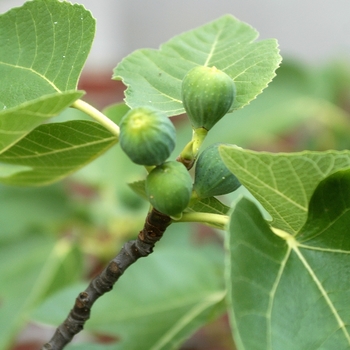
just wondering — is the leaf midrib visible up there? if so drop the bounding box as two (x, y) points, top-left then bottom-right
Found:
(1, 136), (116, 161)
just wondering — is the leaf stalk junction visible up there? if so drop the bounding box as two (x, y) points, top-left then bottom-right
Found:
(72, 99), (120, 138)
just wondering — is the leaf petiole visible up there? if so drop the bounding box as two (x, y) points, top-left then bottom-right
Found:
(176, 212), (229, 230)
(72, 99), (120, 138)
(177, 127), (208, 169)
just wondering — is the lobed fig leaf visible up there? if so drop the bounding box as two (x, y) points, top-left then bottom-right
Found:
(119, 107), (176, 166)
(145, 161), (193, 217)
(193, 143), (241, 198)
(181, 66), (236, 131)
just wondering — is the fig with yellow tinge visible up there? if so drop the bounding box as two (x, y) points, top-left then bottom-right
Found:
(193, 143), (241, 198)
(120, 107), (176, 166)
(181, 65), (236, 130)
(145, 161), (192, 217)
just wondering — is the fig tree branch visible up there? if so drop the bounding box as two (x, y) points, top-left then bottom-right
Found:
(41, 208), (172, 350)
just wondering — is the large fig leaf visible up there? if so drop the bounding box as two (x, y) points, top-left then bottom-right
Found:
(0, 120), (117, 186)
(113, 15), (281, 117)
(0, 0), (95, 152)
(226, 170), (350, 350)
(220, 145), (350, 233)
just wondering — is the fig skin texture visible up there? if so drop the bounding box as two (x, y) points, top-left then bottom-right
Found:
(181, 65), (236, 130)
(145, 161), (193, 217)
(120, 107), (176, 166)
(193, 143), (241, 198)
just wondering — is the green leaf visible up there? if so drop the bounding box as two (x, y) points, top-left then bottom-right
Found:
(297, 169), (350, 248)
(0, 235), (82, 349)
(220, 145), (350, 233)
(226, 198), (287, 350)
(128, 179), (147, 200)
(113, 15), (281, 117)
(0, 91), (83, 153)
(0, 120), (118, 186)
(226, 171), (350, 349)
(33, 225), (226, 350)
(0, 0), (95, 151)
(187, 197), (230, 216)
(0, 0), (95, 94)
(0, 162), (31, 178)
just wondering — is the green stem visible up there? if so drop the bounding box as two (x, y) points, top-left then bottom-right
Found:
(177, 127), (208, 169)
(72, 99), (120, 138)
(191, 127), (208, 155)
(176, 212), (229, 230)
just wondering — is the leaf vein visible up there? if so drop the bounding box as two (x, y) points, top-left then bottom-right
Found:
(266, 246), (292, 350)
(293, 245), (350, 344)
(1, 137), (115, 160)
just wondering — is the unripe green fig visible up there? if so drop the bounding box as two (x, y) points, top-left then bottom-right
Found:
(181, 66), (236, 130)
(145, 161), (192, 217)
(120, 107), (176, 166)
(193, 143), (241, 198)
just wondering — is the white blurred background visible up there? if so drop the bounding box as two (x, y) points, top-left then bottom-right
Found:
(1, 0), (350, 71)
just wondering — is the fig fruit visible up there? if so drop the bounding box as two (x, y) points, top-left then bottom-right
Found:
(120, 107), (176, 166)
(145, 161), (192, 217)
(181, 65), (236, 130)
(193, 143), (240, 198)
